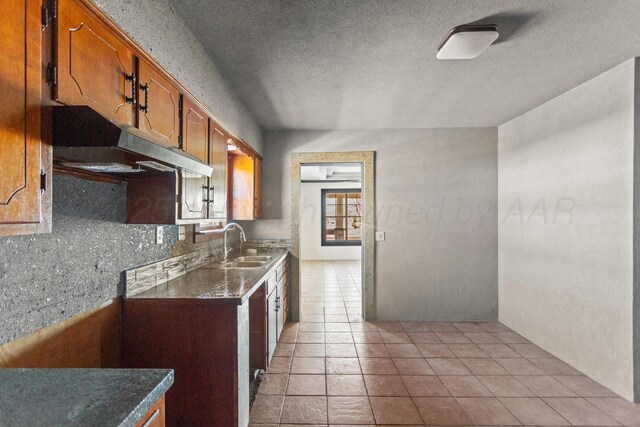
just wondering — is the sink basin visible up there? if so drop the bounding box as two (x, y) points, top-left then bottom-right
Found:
(217, 260), (269, 269)
(233, 256), (273, 262)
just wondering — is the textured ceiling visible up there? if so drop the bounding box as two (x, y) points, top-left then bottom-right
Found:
(170, 0), (640, 130)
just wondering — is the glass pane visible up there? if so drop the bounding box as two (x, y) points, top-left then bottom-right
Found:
(323, 190), (361, 244)
(347, 217), (362, 241)
(326, 204), (346, 216)
(327, 192), (346, 202)
(334, 226), (347, 241)
(325, 217), (336, 241)
(333, 216), (347, 230)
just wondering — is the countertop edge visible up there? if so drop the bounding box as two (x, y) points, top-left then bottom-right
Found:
(120, 369), (174, 427)
(127, 250), (288, 303)
(238, 251), (288, 303)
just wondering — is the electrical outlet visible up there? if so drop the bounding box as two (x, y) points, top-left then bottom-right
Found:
(375, 231), (385, 241)
(155, 226), (164, 245)
(178, 225), (186, 241)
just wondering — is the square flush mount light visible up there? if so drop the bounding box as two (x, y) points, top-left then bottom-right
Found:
(437, 24), (498, 60)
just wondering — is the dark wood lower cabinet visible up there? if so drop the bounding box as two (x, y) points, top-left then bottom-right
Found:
(123, 298), (255, 427)
(249, 286), (268, 373)
(123, 257), (288, 426)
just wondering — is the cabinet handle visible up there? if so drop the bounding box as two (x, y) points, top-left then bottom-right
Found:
(275, 296), (280, 311)
(202, 185), (215, 203)
(202, 185), (209, 202)
(125, 73), (136, 105)
(140, 83), (150, 113)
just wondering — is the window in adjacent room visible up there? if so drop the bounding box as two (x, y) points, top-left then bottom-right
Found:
(321, 189), (362, 246)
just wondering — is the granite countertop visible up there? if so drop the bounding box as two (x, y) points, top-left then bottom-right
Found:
(129, 249), (288, 303)
(0, 368), (173, 427)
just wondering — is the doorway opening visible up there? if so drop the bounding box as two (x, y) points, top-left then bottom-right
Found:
(289, 152), (375, 322)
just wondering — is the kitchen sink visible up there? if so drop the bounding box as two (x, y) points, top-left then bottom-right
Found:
(201, 254), (274, 269)
(233, 256), (273, 262)
(217, 260), (270, 269)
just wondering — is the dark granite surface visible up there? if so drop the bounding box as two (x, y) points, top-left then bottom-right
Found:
(129, 249), (287, 302)
(0, 174), (226, 345)
(0, 368), (173, 427)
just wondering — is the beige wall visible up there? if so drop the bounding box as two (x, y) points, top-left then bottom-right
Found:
(242, 128), (498, 321)
(498, 59), (637, 400)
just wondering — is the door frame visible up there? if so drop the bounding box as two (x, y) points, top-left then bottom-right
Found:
(289, 151), (376, 321)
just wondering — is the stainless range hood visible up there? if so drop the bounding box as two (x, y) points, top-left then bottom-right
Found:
(52, 106), (213, 177)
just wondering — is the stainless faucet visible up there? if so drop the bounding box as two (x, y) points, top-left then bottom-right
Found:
(221, 222), (247, 262)
(195, 222), (247, 262)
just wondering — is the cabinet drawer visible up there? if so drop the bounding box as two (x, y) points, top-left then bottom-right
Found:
(267, 271), (278, 296)
(276, 263), (284, 282)
(135, 395), (165, 427)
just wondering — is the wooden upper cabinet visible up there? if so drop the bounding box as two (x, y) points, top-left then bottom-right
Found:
(55, 0), (135, 126)
(208, 120), (227, 219)
(0, 0), (48, 234)
(181, 97), (208, 163)
(137, 59), (180, 147)
(254, 156), (262, 219)
(229, 152), (255, 220)
(178, 97), (208, 220)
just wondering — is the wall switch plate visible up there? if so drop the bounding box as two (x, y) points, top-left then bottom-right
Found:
(178, 225), (186, 241)
(375, 231), (385, 241)
(155, 226), (164, 245)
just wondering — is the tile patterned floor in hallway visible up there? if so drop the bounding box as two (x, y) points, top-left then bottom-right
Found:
(250, 260), (640, 426)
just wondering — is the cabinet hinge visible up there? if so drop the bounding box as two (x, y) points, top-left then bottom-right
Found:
(46, 63), (57, 86)
(41, 0), (57, 31)
(40, 170), (47, 193)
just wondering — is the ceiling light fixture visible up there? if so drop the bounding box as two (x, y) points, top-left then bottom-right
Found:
(437, 24), (498, 60)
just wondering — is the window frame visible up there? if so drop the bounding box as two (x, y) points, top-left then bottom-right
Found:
(321, 188), (362, 247)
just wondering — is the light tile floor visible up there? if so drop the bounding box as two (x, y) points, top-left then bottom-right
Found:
(250, 260), (640, 426)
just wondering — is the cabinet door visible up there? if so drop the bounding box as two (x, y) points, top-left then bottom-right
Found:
(254, 156), (262, 219)
(230, 153), (255, 220)
(137, 59), (180, 147)
(178, 171), (207, 220)
(208, 120), (227, 219)
(56, 0), (135, 126)
(181, 97), (208, 163)
(276, 279), (284, 340)
(0, 0), (43, 230)
(178, 97), (208, 220)
(267, 289), (277, 363)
